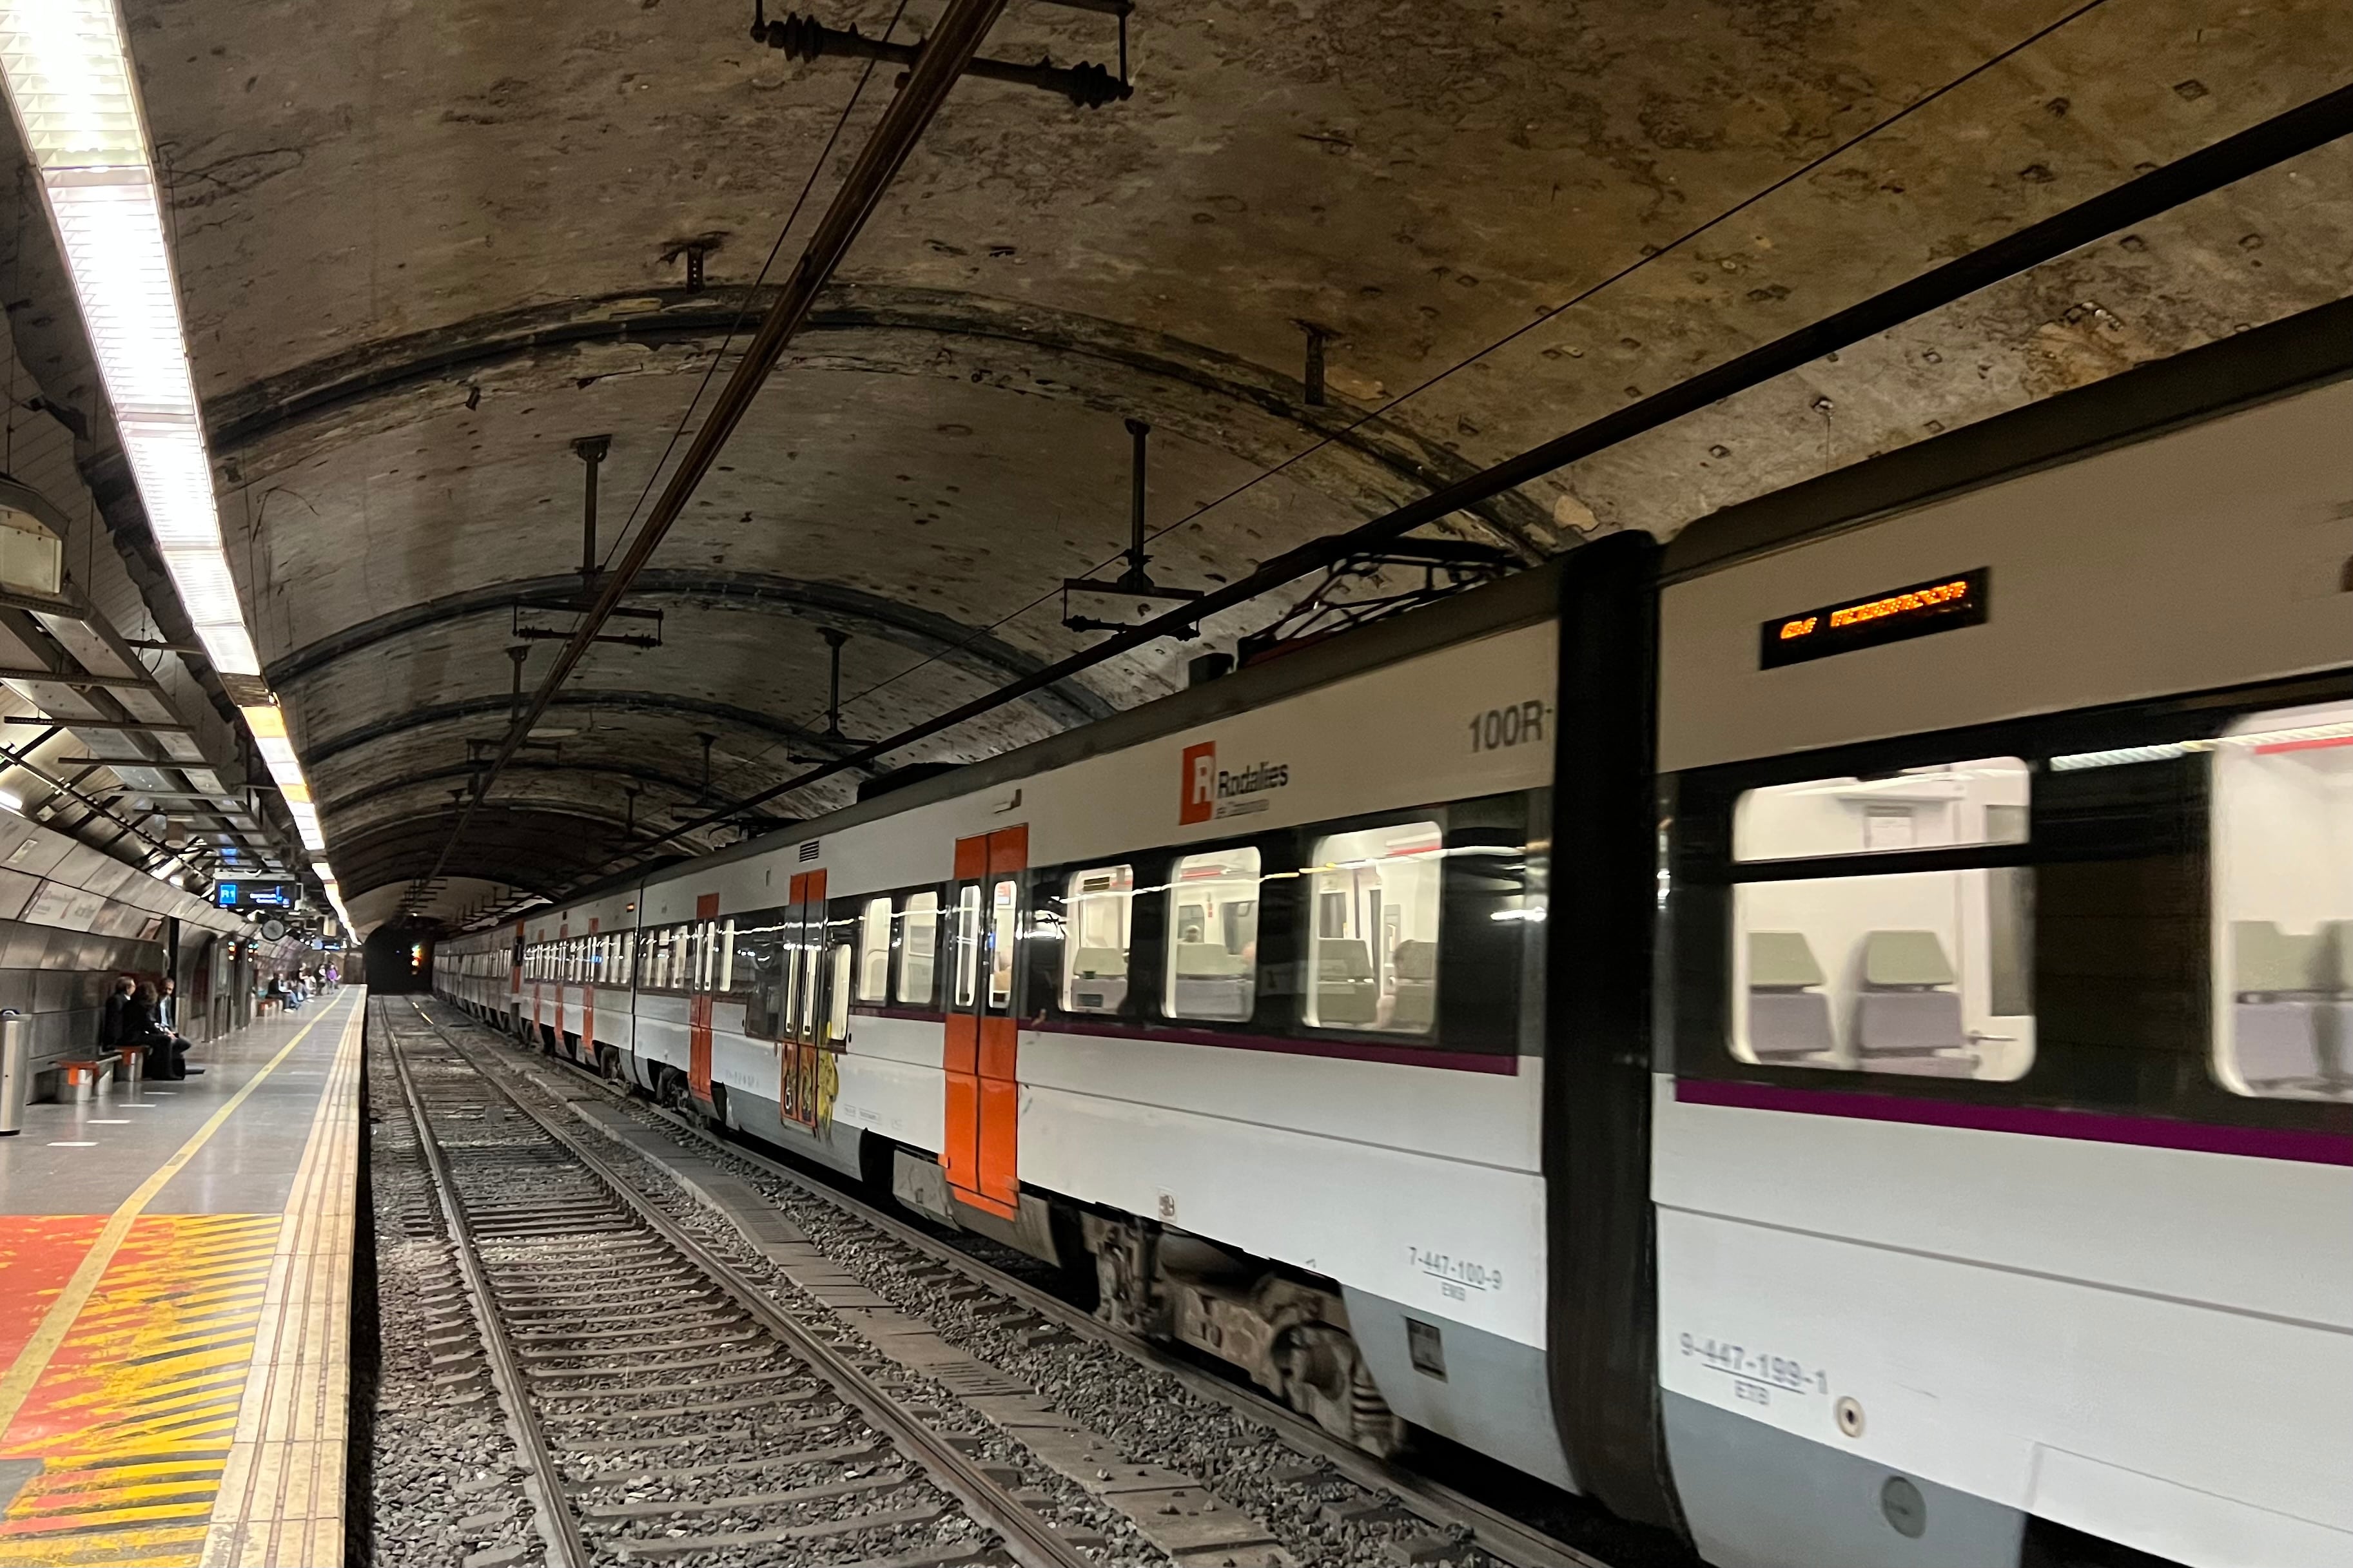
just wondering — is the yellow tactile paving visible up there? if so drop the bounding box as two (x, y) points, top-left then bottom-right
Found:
(0, 1212), (282, 1567)
(199, 1002), (365, 1568)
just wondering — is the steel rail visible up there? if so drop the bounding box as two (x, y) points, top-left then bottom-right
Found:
(420, 997), (1620, 1568)
(383, 1010), (596, 1568)
(425, 0), (1011, 891)
(401, 1000), (1098, 1568)
(574, 76), (2353, 882)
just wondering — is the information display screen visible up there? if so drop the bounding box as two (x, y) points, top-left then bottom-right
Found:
(215, 880), (298, 911)
(1760, 568), (1988, 668)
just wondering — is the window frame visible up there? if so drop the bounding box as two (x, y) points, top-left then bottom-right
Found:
(1664, 667), (2353, 1136)
(1058, 863), (1137, 1016)
(857, 897), (893, 1003)
(1300, 818), (1447, 1038)
(1162, 840), (1267, 1025)
(1720, 758), (2036, 1080)
(895, 889), (943, 1009)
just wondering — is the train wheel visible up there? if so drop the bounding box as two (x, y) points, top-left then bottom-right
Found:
(1279, 1324), (1406, 1458)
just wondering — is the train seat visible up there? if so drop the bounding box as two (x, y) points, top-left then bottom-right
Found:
(1856, 930), (1974, 1076)
(1315, 939), (1380, 1025)
(1746, 931), (1835, 1063)
(1069, 947), (1129, 1012)
(2229, 920), (2330, 1089)
(1171, 942), (1252, 1020)
(1390, 940), (1438, 1031)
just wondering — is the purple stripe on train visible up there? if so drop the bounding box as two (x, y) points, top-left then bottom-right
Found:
(1676, 1076), (2353, 1166)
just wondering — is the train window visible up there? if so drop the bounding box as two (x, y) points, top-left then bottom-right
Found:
(953, 885), (981, 1007)
(897, 891), (940, 1005)
(2211, 701), (2353, 1101)
(737, 915), (785, 1032)
(1061, 866), (1134, 1014)
(715, 920), (737, 993)
(777, 912), (805, 1032)
(1167, 847), (1259, 1022)
(1305, 823), (1442, 1034)
(988, 879), (1019, 1010)
(828, 936), (854, 1040)
(857, 898), (892, 1002)
(1730, 758), (2034, 1080)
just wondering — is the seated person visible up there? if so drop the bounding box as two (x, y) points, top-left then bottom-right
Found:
(99, 974), (133, 1056)
(126, 982), (193, 1080)
(159, 978), (202, 1077)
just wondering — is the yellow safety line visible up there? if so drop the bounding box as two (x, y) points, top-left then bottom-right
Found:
(0, 992), (356, 1442)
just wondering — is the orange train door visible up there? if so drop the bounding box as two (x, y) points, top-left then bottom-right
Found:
(583, 917), (598, 1066)
(944, 826), (1026, 1217)
(779, 870), (826, 1128)
(688, 892), (720, 1104)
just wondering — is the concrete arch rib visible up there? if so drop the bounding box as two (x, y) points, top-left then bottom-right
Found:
(318, 758), (789, 825)
(196, 287), (1561, 555)
(299, 689), (866, 771)
(329, 806), (632, 897)
(266, 569), (1116, 731)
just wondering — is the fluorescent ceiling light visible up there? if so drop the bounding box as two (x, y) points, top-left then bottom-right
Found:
(2, 1), (344, 892)
(0, 791), (19, 813)
(0, 3), (259, 676)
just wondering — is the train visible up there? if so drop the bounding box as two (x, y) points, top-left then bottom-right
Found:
(438, 296), (2353, 1568)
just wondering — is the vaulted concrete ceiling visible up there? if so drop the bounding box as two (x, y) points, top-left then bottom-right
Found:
(7, 0), (2349, 926)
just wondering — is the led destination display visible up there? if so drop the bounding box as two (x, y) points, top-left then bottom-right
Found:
(1760, 568), (1989, 668)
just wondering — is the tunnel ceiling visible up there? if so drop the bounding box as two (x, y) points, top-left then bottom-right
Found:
(8, 0), (2349, 927)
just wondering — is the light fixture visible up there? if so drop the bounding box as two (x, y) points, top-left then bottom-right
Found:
(0, 791), (19, 814)
(0, 3), (364, 913)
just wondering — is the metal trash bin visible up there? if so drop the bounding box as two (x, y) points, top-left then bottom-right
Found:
(0, 1013), (24, 1137)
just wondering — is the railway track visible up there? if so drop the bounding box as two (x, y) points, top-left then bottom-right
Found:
(378, 1001), (1106, 1568)
(404, 998), (1655, 1568)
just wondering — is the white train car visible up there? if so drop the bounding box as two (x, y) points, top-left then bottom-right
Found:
(437, 298), (2353, 1568)
(1648, 304), (2353, 1568)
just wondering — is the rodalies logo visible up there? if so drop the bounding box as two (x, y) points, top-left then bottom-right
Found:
(1178, 740), (1289, 824)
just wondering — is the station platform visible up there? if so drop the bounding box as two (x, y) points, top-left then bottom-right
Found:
(0, 988), (366, 1568)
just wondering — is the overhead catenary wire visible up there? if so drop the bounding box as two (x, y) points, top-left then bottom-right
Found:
(422, 0), (1011, 895)
(560, 77), (2353, 891)
(809, 0), (2121, 730)
(601, 0), (916, 566)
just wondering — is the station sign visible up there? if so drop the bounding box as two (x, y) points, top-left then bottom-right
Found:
(214, 879), (298, 911)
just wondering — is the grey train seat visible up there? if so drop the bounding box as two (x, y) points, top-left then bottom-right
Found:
(1746, 931), (1836, 1063)
(1389, 940), (1438, 1032)
(1171, 942), (1252, 1021)
(1314, 938), (1380, 1025)
(2228, 920), (2349, 1092)
(1068, 947), (1129, 1012)
(1856, 929), (1976, 1076)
